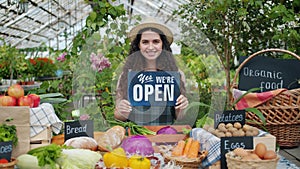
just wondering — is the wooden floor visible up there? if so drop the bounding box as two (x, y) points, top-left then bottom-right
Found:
(279, 146), (300, 167)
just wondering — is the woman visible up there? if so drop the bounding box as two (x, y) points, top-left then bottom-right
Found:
(114, 18), (189, 125)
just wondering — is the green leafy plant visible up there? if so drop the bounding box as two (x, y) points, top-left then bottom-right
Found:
(175, 0), (300, 107)
(0, 120), (18, 146)
(0, 39), (27, 81)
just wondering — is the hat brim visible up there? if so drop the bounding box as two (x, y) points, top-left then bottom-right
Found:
(128, 22), (173, 44)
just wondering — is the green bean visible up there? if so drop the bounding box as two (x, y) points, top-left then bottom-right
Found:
(107, 120), (156, 135)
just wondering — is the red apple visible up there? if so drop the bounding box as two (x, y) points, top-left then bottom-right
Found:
(28, 94), (40, 108)
(7, 84), (24, 99)
(0, 95), (17, 106)
(17, 96), (34, 108)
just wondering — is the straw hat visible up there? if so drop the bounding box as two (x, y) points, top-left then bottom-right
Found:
(128, 17), (174, 44)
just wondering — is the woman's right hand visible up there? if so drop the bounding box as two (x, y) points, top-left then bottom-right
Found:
(115, 99), (132, 120)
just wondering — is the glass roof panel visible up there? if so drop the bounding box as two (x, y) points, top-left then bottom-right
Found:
(1, 0), (189, 50)
(0, 0), (92, 50)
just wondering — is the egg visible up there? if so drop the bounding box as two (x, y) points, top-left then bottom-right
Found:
(263, 150), (277, 160)
(242, 155), (253, 161)
(249, 153), (261, 160)
(254, 143), (267, 159)
(233, 148), (249, 157)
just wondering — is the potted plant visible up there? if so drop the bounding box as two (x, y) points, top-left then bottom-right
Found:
(0, 121), (18, 168)
(0, 39), (27, 86)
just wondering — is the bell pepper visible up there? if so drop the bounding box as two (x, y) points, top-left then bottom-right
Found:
(128, 155), (151, 169)
(103, 147), (128, 168)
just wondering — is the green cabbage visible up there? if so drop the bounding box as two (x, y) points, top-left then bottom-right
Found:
(16, 154), (59, 169)
(56, 149), (102, 169)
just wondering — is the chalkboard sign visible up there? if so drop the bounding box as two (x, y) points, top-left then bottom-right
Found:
(64, 120), (94, 141)
(214, 110), (245, 128)
(128, 71), (180, 106)
(0, 141), (12, 161)
(221, 136), (253, 169)
(239, 56), (300, 92)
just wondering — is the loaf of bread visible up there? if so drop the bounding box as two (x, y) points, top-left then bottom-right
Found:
(96, 125), (126, 151)
(64, 136), (98, 151)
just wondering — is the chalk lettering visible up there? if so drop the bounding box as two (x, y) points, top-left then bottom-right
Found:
(66, 124), (87, 135)
(260, 80), (283, 92)
(215, 113), (243, 124)
(243, 67), (283, 80)
(0, 144), (12, 153)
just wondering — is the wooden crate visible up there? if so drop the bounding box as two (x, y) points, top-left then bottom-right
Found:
(30, 126), (52, 149)
(253, 133), (276, 151)
(143, 125), (191, 153)
(0, 107), (31, 157)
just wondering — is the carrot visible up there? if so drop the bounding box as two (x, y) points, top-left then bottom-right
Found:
(171, 140), (185, 156)
(183, 137), (193, 156)
(187, 140), (200, 158)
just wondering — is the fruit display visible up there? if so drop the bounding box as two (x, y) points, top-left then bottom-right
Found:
(203, 122), (259, 137)
(0, 84), (40, 108)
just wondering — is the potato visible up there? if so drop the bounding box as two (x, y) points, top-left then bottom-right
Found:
(218, 126), (227, 132)
(232, 131), (240, 137)
(225, 131), (232, 137)
(234, 122), (242, 129)
(225, 123), (233, 129)
(238, 129), (245, 136)
(228, 127), (237, 133)
(216, 131), (226, 138)
(242, 124), (251, 131)
(252, 128), (259, 136)
(245, 130), (254, 136)
(218, 123), (226, 129)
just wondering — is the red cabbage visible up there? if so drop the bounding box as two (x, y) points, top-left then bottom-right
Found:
(156, 126), (177, 134)
(120, 135), (154, 156)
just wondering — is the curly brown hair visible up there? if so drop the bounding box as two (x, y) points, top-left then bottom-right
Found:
(116, 27), (186, 100)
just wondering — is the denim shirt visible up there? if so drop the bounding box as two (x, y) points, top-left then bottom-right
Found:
(128, 106), (176, 126)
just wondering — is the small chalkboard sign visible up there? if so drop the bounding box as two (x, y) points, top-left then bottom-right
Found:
(214, 110), (245, 129)
(221, 136), (253, 169)
(239, 56), (300, 92)
(64, 120), (94, 142)
(0, 141), (13, 161)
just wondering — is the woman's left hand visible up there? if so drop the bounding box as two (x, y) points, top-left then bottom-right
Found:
(175, 94), (189, 110)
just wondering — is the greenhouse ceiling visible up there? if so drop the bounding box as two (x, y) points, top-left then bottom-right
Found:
(0, 0), (189, 50)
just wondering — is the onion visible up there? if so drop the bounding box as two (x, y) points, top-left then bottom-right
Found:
(120, 135), (154, 156)
(156, 126), (177, 134)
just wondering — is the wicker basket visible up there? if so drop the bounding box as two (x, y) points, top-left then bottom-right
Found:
(159, 145), (208, 169)
(225, 152), (279, 169)
(231, 48), (300, 148)
(0, 158), (17, 169)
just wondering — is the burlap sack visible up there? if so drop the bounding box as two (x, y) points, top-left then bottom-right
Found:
(0, 107), (30, 157)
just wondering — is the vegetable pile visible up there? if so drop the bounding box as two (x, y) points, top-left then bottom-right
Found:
(0, 124), (18, 146)
(172, 138), (200, 158)
(100, 147), (153, 169)
(17, 144), (102, 169)
(108, 120), (156, 135)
